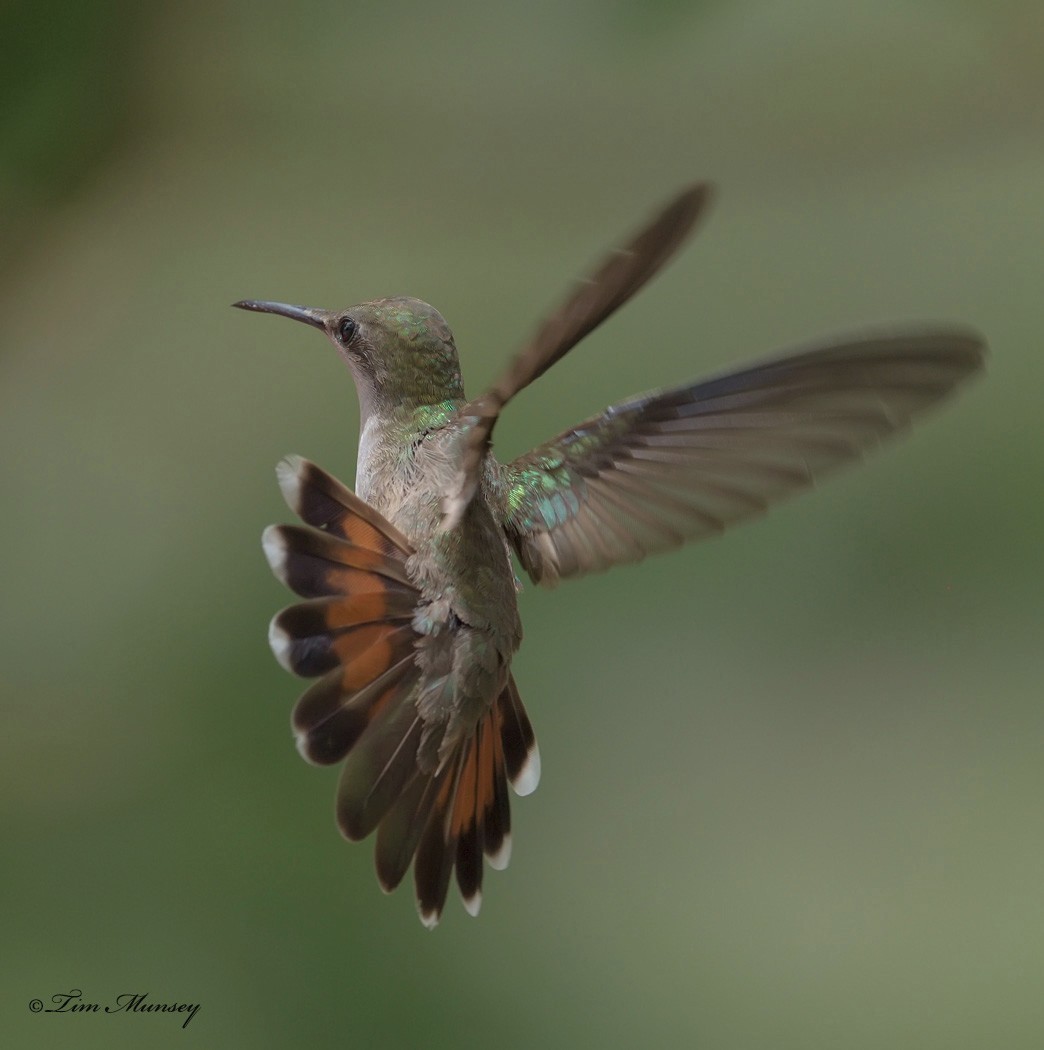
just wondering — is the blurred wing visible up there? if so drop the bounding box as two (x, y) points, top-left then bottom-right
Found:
(442, 182), (713, 529)
(500, 329), (985, 586)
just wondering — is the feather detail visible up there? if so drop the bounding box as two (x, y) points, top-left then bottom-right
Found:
(276, 454), (413, 553)
(499, 675), (541, 796)
(502, 329), (985, 585)
(265, 457), (535, 925)
(441, 184), (713, 530)
(411, 682), (532, 926)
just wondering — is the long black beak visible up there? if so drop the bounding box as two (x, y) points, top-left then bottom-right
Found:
(232, 299), (329, 331)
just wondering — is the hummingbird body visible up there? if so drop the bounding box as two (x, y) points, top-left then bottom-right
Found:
(357, 393), (523, 770)
(344, 301), (524, 772)
(236, 184), (984, 926)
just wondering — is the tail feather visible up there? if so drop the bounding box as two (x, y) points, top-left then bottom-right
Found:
(375, 772), (441, 893)
(265, 456), (538, 925)
(272, 593), (418, 672)
(276, 453), (413, 553)
(454, 726), (484, 916)
(263, 522), (415, 595)
(337, 694), (425, 841)
(292, 656), (417, 765)
(411, 691), (521, 926)
(273, 608), (417, 679)
(414, 754), (465, 929)
(485, 716), (513, 870)
(499, 675), (541, 796)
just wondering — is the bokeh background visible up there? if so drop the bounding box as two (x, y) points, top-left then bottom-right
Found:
(3, 1), (1042, 1047)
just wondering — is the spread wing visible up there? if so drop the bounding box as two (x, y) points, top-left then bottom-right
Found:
(498, 329), (985, 586)
(441, 183), (713, 529)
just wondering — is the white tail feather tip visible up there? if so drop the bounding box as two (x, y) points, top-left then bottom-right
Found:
(292, 730), (323, 767)
(261, 525), (287, 577)
(275, 455), (305, 510)
(513, 744), (541, 796)
(268, 616), (293, 672)
(487, 834), (512, 871)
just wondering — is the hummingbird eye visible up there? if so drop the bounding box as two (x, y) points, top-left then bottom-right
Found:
(337, 317), (357, 344)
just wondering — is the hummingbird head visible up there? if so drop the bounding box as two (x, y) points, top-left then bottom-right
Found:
(233, 295), (464, 423)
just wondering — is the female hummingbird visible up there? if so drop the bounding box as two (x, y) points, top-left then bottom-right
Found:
(234, 184), (983, 927)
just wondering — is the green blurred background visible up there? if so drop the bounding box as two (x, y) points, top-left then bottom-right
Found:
(3, 1), (1042, 1047)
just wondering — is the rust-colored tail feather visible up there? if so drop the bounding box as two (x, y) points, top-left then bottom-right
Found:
(453, 724), (485, 914)
(292, 658), (418, 766)
(411, 678), (530, 926)
(264, 456), (537, 925)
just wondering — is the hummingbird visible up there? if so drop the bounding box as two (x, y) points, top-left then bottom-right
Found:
(234, 183), (984, 927)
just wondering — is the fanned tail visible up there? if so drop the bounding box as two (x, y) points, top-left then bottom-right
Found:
(264, 456), (538, 925)
(409, 675), (538, 927)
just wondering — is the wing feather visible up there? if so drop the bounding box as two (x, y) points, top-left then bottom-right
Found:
(442, 184), (713, 528)
(500, 330), (985, 586)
